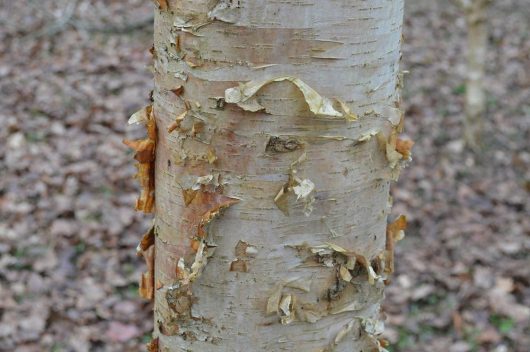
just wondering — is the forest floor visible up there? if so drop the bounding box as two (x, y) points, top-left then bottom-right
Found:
(0, 1), (528, 351)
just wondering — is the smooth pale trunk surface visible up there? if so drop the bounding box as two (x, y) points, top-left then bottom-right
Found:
(464, 0), (488, 149)
(151, 0), (404, 350)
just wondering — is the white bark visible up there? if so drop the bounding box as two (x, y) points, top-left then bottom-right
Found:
(146, 1), (406, 350)
(457, 0), (491, 149)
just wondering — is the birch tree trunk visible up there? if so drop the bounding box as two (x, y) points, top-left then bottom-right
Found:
(457, 0), (491, 150)
(129, 0), (408, 351)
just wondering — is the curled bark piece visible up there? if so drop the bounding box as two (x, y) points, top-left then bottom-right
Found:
(171, 86), (184, 96)
(229, 258), (248, 273)
(137, 226), (156, 300)
(336, 99), (358, 121)
(396, 138), (414, 160)
(123, 105), (156, 213)
(196, 192), (240, 240)
(208, 0), (242, 24)
(224, 76), (343, 117)
(279, 294), (295, 325)
(146, 337), (159, 352)
(182, 189), (198, 206)
(167, 110), (188, 133)
(385, 215), (407, 276)
(358, 130), (379, 142)
(333, 320), (355, 346)
(274, 153), (315, 216)
(267, 282), (285, 315)
(360, 317), (389, 352)
(179, 189), (240, 290)
(310, 243), (382, 285)
(230, 240), (256, 273)
(153, 0), (168, 11)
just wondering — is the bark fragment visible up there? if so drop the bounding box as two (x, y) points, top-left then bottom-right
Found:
(208, 0), (242, 24)
(229, 258), (248, 273)
(396, 138), (415, 160)
(153, 0), (168, 11)
(336, 99), (358, 121)
(385, 215), (407, 277)
(146, 337), (159, 352)
(171, 85), (183, 96)
(274, 153), (315, 216)
(224, 76), (343, 117)
(309, 243), (382, 285)
(162, 188), (240, 330)
(230, 240), (256, 273)
(137, 226), (156, 300)
(167, 110), (188, 134)
(123, 105), (156, 213)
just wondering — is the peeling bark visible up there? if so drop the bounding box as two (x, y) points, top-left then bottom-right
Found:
(123, 105), (157, 213)
(146, 0), (406, 350)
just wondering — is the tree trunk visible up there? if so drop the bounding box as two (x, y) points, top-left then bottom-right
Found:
(132, 0), (407, 350)
(459, 0), (490, 150)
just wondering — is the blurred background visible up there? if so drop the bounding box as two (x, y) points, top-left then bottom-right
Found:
(0, 0), (528, 351)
